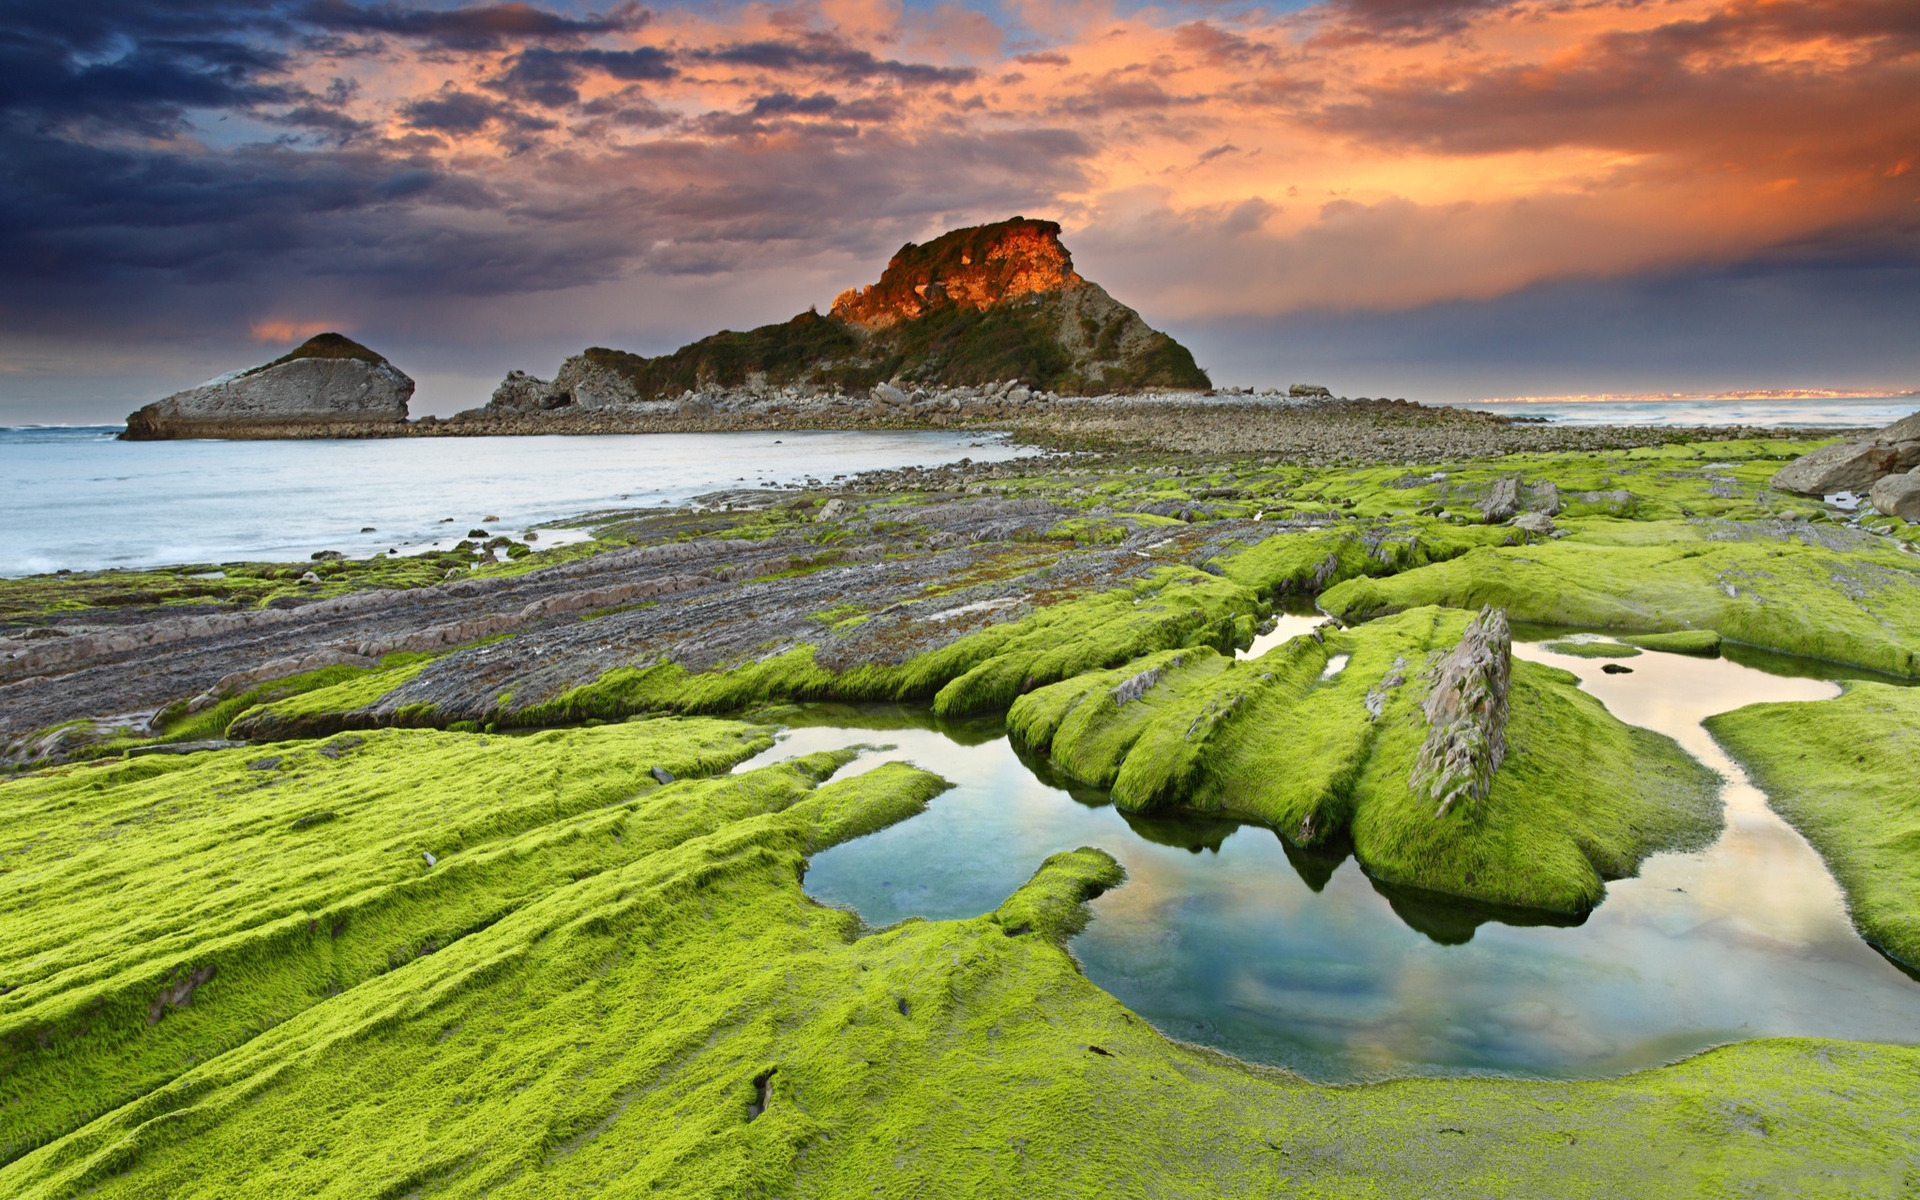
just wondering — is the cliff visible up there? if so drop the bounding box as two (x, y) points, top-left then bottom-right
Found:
(478, 218), (1209, 418)
(122, 334), (413, 440)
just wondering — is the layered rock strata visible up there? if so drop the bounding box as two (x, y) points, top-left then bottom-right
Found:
(122, 334), (412, 440)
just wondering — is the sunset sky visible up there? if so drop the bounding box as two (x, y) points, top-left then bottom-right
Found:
(3, 0), (1916, 421)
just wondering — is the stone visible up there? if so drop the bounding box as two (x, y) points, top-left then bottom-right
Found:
(1483, 475), (1521, 523)
(1409, 607), (1511, 820)
(1289, 384), (1333, 398)
(873, 382), (909, 406)
(815, 499), (848, 522)
(1869, 468), (1920, 520)
(1770, 409), (1920, 496)
(122, 333), (412, 439)
(650, 766), (675, 785)
(1771, 439), (1902, 496)
(1526, 480), (1562, 516)
(1510, 512), (1557, 536)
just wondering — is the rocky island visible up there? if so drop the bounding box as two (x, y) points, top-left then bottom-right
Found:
(121, 333), (413, 440)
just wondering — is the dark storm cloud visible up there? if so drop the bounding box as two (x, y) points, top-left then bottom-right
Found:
(298, 1), (648, 50)
(0, 4), (294, 135)
(695, 34), (977, 86)
(486, 45), (675, 107)
(402, 87), (551, 133)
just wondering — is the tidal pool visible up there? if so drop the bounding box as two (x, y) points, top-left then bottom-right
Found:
(737, 640), (1920, 1083)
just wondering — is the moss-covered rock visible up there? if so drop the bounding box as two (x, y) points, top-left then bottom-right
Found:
(1321, 521), (1920, 677)
(1010, 606), (1720, 913)
(0, 719), (777, 1160)
(1706, 682), (1920, 971)
(1, 732), (1913, 1197)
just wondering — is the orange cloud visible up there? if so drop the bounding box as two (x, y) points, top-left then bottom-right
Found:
(249, 320), (340, 344)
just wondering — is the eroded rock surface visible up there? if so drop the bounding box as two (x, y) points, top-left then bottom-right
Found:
(1770, 410), (1920, 496)
(122, 334), (412, 440)
(1410, 606), (1511, 818)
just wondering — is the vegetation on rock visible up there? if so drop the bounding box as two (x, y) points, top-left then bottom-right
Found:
(1708, 682), (1920, 970)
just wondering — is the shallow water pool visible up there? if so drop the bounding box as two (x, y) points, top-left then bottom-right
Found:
(737, 640), (1920, 1082)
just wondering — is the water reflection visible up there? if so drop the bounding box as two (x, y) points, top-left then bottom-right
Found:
(745, 643), (1920, 1082)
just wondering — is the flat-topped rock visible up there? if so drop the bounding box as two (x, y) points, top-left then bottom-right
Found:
(123, 333), (413, 440)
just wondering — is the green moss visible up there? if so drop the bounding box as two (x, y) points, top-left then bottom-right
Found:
(1010, 606), (1720, 913)
(245, 332), (386, 375)
(0, 719), (777, 1162)
(1214, 518), (1511, 597)
(224, 660), (433, 739)
(1623, 629), (1723, 655)
(1707, 682), (1920, 970)
(494, 567), (1259, 728)
(1541, 640), (1641, 659)
(1320, 521), (1920, 677)
(1, 748), (1913, 1196)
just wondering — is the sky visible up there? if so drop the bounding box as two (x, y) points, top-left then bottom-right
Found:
(1, 0), (1916, 422)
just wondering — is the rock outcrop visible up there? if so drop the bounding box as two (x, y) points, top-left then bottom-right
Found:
(469, 217), (1210, 423)
(1769, 411), (1920, 496)
(122, 334), (413, 440)
(1410, 606), (1512, 819)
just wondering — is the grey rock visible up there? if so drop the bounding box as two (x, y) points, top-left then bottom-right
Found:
(1771, 439), (1905, 496)
(1510, 512), (1557, 536)
(1483, 475), (1521, 523)
(1770, 409), (1920, 495)
(1289, 384), (1333, 398)
(1869, 468), (1920, 520)
(650, 765), (675, 785)
(1526, 480), (1561, 516)
(815, 498), (849, 522)
(490, 369), (571, 412)
(1410, 606), (1510, 820)
(872, 383), (909, 405)
(124, 343), (412, 439)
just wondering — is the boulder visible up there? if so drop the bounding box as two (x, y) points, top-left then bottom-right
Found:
(122, 334), (412, 439)
(1483, 475), (1521, 523)
(1769, 410), (1920, 496)
(489, 369), (571, 412)
(1869, 468), (1920, 521)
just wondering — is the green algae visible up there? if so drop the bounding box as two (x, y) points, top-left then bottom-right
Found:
(1009, 606), (1720, 913)
(1623, 629), (1723, 655)
(1, 745), (1914, 1197)
(1320, 521), (1920, 677)
(1541, 640), (1641, 659)
(224, 659), (434, 738)
(389, 566), (1263, 733)
(1213, 518), (1514, 596)
(0, 719), (776, 1161)
(1707, 682), (1920, 971)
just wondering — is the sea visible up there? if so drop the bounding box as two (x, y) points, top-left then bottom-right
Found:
(0, 428), (1036, 577)
(2, 396), (1907, 576)
(1440, 395), (1912, 427)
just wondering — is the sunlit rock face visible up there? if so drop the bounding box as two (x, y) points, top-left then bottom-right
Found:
(122, 334), (413, 440)
(829, 217), (1086, 330)
(475, 216), (1212, 417)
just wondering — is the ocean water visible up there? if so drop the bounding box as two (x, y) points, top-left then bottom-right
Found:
(0, 427), (1034, 577)
(1440, 396), (1913, 427)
